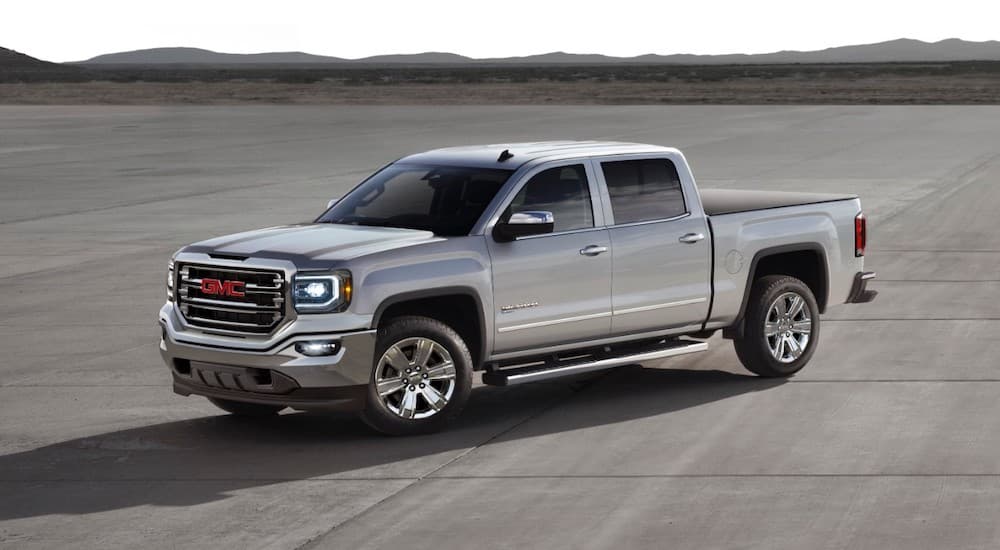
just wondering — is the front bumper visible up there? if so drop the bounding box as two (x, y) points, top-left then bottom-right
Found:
(159, 305), (376, 412)
(847, 271), (878, 304)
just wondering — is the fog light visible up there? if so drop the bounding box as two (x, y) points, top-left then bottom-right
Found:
(295, 340), (340, 357)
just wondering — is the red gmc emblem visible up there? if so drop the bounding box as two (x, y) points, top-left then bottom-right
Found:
(200, 278), (245, 297)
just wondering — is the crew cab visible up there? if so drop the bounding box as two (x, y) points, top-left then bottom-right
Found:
(159, 141), (876, 435)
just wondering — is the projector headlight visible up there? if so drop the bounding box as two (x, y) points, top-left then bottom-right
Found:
(292, 271), (351, 313)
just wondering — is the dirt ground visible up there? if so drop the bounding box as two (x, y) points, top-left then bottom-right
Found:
(3, 75), (1000, 104)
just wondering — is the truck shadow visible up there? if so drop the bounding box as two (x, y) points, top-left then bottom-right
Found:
(0, 367), (784, 521)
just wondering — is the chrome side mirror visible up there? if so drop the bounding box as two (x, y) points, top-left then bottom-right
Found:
(326, 198), (340, 209)
(493, 211), (555, 242)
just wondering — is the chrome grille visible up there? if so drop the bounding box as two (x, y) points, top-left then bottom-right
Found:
(176, 264), (286, 334)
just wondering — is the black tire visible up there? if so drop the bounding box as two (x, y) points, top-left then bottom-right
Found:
(359, 315), (474, 436)
(208, 397), (285, 417)
(733, 275), (820, 378)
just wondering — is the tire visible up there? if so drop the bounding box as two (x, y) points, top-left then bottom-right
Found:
(208, 397), (285, 417)
(359, 316), (474, 436)
(733, 275), (820, 378)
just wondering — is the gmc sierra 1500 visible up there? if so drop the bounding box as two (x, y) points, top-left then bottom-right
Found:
(160, 141), (876, 435)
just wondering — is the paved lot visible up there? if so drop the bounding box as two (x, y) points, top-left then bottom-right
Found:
(1, 105), (999, 549)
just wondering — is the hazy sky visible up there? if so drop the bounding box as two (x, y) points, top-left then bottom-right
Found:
(6, 0), (1000, 62)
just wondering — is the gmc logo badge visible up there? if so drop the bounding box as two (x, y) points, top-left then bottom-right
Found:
(200, 278), (246, 297)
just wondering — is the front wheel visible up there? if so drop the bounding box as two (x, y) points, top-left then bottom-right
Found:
(733, 275), (820, 377)
(359, 316), (473, 435)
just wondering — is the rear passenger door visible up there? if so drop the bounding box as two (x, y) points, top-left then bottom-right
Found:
(597, 157), (712, 335)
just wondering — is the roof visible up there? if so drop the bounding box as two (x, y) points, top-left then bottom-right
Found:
(397, 141), (677, 169)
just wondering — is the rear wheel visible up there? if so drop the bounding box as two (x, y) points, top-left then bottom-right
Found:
(208, 397), (285, 417)
(359, 316), (473, 435)
(733, 275), (819, 377)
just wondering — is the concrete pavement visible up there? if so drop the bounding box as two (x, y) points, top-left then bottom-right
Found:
(1, 105), (998, 549)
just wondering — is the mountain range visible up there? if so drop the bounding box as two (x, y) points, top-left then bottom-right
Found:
(73, 39), (1000, 65)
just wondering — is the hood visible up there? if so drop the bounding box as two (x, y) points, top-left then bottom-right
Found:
(184, 223), (439, 262)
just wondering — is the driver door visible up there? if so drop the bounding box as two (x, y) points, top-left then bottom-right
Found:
(486, 162), (612, 354)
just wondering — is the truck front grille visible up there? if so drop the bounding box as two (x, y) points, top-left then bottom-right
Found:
(176, 264), (286, 334)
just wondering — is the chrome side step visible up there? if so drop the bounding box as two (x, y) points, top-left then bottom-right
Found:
(482, 340), (708, 386)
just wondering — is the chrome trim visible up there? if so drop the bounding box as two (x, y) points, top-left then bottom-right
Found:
(183, 296), (282, 310)
(608, 212), (690, 229)
(579, 245), (608, 256)
(678, 232), (706, 244)
(861, 271), (877, 281)
(501, 302), (539, 313)
(516, 226), (606, 240)
(182, 265), (286, 278)
(183, 303), (282, 317)
(181, 278), (283, 291)
(487, 341), (709, 386)
(613, 297), (708, 316)
(176, 314), (275, 329)
(508, 211), (554, 224)
(497, 311), (611, 333)
(177, 262), (287, 333)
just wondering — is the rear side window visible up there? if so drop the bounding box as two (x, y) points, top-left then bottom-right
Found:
(506, 164), (594, 232)
(601, 159), (686, 224)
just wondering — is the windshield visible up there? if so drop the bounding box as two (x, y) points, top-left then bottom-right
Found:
(317, 164), (514, 236)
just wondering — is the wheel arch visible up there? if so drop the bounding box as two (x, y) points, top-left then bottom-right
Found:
(372, 287), (487, 368)
(723, 243), (829, 339)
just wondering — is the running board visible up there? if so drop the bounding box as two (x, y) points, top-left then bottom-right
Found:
(482, 340), (708, 386)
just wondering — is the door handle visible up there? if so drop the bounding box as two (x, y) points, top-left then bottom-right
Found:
(678, 233), (705, 244)
(579, 245), (608, 256)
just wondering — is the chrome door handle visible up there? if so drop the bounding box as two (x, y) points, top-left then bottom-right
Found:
(579, 245), (608, 256)
(678, 233), (705, 244)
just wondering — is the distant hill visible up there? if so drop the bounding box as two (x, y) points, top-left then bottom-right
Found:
(80, 47), (348, 65)
(1, 46), (62, 68)
(71, 39), (1000, 66)
(359, 52), (473, 64)
(0, 46), (85, 82)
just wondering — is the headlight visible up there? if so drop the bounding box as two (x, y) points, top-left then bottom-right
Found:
(292, 271), (351, 313)
(166, 260), (175, 302)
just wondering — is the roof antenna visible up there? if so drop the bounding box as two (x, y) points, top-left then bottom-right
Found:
(497, 149), (514, 162)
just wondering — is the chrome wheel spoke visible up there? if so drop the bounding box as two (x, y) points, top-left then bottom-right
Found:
(792, 320), (812, 334)
(773, 297), (788, 317)
(377, 377), (406, 397)
(397, 390), (418, 419)
(764, 322), (782, 337)
(420, 385), (448, 411)
(412, 338), (434, 368)
(771, 336), (785, 359)
(787, 295), (805, 318)
(785, 335), (803, 358)
(424, 361), (456, 381)
(383, 345), (409, 372)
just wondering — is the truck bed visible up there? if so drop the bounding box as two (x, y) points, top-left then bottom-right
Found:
(699, 189), (858, 216)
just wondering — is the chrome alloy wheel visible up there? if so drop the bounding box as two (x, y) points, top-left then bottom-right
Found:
(374, 337), (457, 420)
(764, 291), (812, 364)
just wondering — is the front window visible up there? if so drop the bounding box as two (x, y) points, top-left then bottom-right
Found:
(504, 164), (595, 233)
(317, 164), (514, 236)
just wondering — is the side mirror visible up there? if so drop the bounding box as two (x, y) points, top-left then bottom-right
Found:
(326, 198), (340, 209)
(493, 211), (555, 242)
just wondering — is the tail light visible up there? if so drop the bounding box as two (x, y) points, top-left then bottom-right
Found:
(855, 212), (866, 257)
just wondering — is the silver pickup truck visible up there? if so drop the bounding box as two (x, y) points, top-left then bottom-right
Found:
(160, 141), (876, 435)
